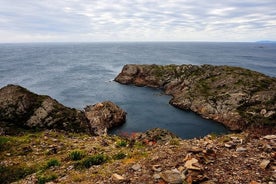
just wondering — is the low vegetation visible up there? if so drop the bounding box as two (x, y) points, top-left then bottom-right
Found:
(0, 130), (149, 183)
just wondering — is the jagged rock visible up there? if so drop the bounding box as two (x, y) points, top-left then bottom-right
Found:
(184, 158), (202, 171)
(112, 173), (125, 181)
(84, 101), (126, 135)
(259, 160), (270, 169)
(115, 64), (276, 131)
(0, 85), (126, 136)
(0, 85), (89, 134)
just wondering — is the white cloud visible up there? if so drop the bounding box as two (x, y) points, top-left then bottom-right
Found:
(0, 0), (275, 42)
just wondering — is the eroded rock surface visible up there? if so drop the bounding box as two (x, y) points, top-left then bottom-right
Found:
(84, 101), (126, 135)
(0, 84), (126, 135)
(115, 64), (276, 131)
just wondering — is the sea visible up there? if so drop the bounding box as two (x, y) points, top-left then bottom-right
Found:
(1, 42), (276, 139)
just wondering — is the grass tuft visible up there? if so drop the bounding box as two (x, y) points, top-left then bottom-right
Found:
(69, 150), (86, 161)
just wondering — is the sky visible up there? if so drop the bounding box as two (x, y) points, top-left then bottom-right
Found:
(0, 0), (275, 42)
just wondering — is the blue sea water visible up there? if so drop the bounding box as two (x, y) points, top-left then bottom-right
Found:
(0, 42), (276, 138)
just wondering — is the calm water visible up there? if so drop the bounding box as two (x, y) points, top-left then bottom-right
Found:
(1, 42), (276, 138)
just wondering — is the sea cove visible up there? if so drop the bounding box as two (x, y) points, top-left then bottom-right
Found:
(1, 42), (276, 138)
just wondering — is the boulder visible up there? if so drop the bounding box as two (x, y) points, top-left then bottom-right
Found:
(84, 101), (126, 135)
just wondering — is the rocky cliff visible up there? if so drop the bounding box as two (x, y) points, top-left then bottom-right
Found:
(0, 84), (126, 135)
(115, 64), (276, 131)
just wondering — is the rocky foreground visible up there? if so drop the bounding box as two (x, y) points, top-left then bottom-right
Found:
(115, 64), (276, 131)
(0, 127), (275, 184)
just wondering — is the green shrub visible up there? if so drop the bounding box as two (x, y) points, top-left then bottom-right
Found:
(0, 164), (37, 184)
(80, 154), (107, 168)
(69, 150), (85, 161)
(113, 152), (127, 160)
(116, 140), (127, 147)
(45, 158), (60, 169)
(169, 138), (180, 145)
(0, 137), (11, 151)
(38, 174), (57, 184)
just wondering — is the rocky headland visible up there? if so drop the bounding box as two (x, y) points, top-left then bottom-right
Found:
(115, 64), (276, 131)
(0, 84), (126, 136)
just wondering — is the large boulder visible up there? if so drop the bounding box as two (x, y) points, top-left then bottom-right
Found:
(84, 101), (126, 135)
(115, 64), (276, 131)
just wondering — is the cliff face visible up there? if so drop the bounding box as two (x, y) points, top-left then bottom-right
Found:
(0, 85), (126, 135)
(115, 64), (276, 131)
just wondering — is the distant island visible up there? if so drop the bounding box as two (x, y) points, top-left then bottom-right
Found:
(256, 40), (276, 43)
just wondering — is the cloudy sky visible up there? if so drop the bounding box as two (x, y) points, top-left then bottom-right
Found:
(0, 0), (275, 42)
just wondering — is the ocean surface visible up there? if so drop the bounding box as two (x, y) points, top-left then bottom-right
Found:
(1, 42), (276, 138)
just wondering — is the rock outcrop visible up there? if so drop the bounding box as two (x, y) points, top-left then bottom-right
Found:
(115, 64), (276, 131)
(85, 101), (127, 135)
(0, 84), (126, 135)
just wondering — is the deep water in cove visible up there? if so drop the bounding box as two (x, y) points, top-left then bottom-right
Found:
(1, 42), (275, 138)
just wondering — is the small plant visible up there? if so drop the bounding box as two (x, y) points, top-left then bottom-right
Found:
(38, 173), (57, 184)
(69, 150), (85, 161)
(169, 138), (180, 145)
(0, 137), (10, 151)
(0, 164), (37, 184)
(116, 140), (127, 147)
(45, 158), (60, 169)
(80, 154), (107, 168)
(113, 152), (127, 160)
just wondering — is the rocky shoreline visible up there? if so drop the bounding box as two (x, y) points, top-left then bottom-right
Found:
(0, 84), (126, 136)
(115, 64), (276, 131)
(0, 64), (275, 184)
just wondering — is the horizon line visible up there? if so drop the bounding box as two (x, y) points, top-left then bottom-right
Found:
(1, 40), (273, 44)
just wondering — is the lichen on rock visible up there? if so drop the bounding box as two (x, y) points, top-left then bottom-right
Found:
(115, 64), (276, 131)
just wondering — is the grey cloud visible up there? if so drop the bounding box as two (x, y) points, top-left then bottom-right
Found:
(0, 0), (275, 42)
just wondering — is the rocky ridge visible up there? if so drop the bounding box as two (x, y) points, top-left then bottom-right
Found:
(0, 84), (126, 136)
(115, 64), (276, 131)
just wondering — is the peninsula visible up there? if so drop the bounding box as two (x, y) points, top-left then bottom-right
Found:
(115, 64), (276, 131)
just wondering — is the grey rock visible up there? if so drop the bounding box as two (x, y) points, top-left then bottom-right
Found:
(131, 163), (142, 171)
(84, 101), (126, 135)
(153, 173), (161, 179)
(236, 147), (247, 152)
(160, 170), (183, 184)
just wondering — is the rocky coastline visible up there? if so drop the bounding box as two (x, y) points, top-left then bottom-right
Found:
(0, 84), (126, 136)
(115, 64), (276, 131)
(0, 64), (275, 184)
